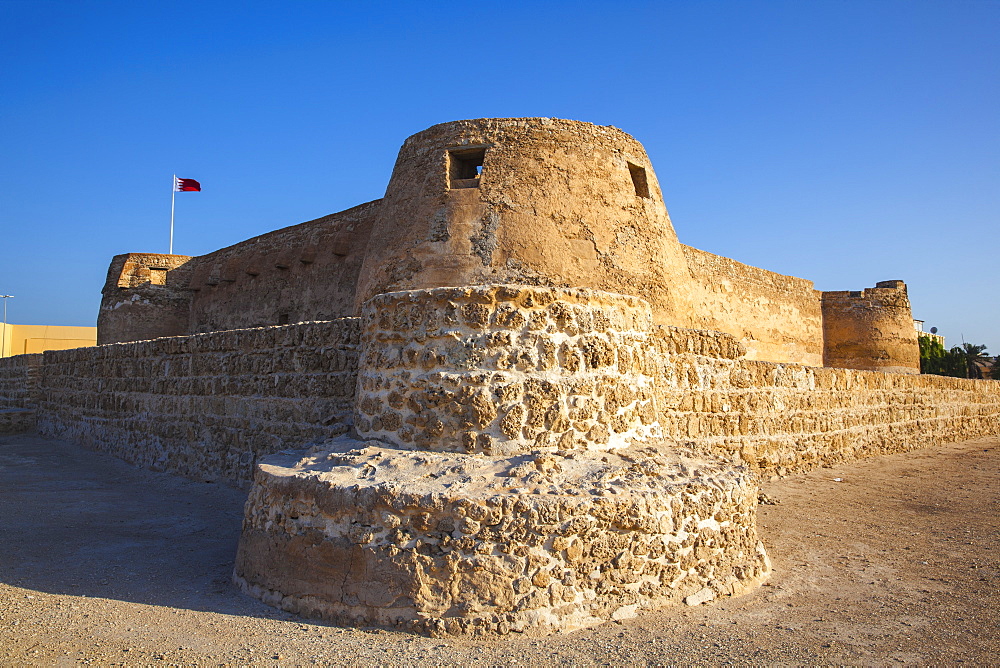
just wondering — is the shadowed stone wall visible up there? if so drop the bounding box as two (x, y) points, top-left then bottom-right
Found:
(0, 353), (43, 434)
(0, 353), (43, 410)
(37, 319), (360, 485)
(98, 253), (194, 345)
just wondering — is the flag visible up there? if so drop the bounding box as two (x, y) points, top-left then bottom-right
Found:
(175, 177), (201, 192)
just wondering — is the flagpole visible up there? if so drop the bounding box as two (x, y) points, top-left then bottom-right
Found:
(170, 174), (176, 254)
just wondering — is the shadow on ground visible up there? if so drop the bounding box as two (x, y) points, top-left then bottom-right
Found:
(0, 432), (280, 618)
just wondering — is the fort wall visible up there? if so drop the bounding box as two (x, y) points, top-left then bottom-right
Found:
(37, 319), (360, 485)
(0, 353), (43, 409)
(681, 246), (824, 366)
(0, 353), (43, 434)
(95, 118), (922, 374)
(11, 286), (996, 484)
(185, 201), (378, 333)
(651, 338), (998, 476)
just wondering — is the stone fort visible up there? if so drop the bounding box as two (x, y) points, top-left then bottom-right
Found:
(98, 118), (919, 374)
(2, 118), (997, 636)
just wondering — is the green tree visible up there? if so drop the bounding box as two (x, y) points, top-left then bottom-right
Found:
(918, 335), (947, 375)
(957, 342), (989, 379)
(941, 346), (966, 377)
(919, 337), (991, 379)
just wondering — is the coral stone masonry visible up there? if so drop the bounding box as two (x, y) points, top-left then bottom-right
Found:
(1, 118), (997, 636)
(233, 438), (769, 636)
(355, 286), (660, 455)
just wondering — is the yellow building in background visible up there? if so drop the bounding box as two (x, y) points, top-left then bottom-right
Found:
(0, 324), (97, 358)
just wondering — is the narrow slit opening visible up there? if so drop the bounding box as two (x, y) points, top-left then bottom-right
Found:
(628, 162), (650, 199)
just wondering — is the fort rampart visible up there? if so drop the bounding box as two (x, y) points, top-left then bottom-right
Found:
(681, 246), (824, 367)
(96, 118), (922, 375)
(37, 319), (360, 485)
(9, 286), (994, 482)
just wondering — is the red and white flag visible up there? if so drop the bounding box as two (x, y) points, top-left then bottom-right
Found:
(174, 177), (201, 192)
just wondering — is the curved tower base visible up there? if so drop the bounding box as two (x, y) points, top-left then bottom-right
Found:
(233, 439), (770, 636)
(233, 285), (770, 636)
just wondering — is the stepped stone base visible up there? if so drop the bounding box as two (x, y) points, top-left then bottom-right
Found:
(233, 436), (770, 636)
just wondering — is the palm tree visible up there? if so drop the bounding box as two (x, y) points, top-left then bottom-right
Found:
(957, 342), (989, 379)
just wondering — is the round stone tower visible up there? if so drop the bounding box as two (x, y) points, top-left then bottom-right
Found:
(354, 118), (696, 326)
(821, 280), (921, 374)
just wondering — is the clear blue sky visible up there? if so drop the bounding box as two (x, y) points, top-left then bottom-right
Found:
(1, 0), (997, 352)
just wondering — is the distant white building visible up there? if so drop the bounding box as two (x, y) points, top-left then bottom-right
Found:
(913, 320), (945, 347)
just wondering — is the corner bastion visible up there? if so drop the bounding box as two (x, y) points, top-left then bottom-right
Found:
(234, 286), (770, 635)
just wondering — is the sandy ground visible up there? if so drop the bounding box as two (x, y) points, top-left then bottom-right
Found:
(0, 432), (997, 666)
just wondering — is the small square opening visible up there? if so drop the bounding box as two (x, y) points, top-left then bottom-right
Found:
(448, 147), (486, 189)
(277, 313), (290, 325)
(148, 268), (167, 286)
(628, 162), (650, 199)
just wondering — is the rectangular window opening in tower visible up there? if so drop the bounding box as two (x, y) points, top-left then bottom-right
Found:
(448, 147), (487, 189)
(148, 268), (167, 286)
(628, 162), (650, 198)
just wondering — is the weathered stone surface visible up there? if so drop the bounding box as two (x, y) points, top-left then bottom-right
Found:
(682, 247), (824, 367)
(356, 286), (659, 455)
(36, 319), (360, 486)
(0, 353), (42, 411)
(648, 338), (1000, 477)
(94, 117), (919, 372)
(2, 284), (994, 486)
(233, 437), (770, 636)
(98, 253), (194, 345)
(821, 280), (921, 373)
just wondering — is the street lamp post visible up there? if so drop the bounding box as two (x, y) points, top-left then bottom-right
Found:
(1, 295), (12, 359)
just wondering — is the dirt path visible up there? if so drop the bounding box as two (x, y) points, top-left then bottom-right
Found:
(1, 432), (997, 666)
